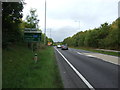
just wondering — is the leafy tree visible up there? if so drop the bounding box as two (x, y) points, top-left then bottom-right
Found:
(76, 31), (86, 47)
(63, 37), (74, 46)
(25, 8), (39, 28)
(103, 18), (120, 50)
(2, 2), (24, 48)
(98, 23), (110, 47)
(63, 18), (119, 50)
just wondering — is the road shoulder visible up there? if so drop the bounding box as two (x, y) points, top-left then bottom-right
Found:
(70, 48), (119, 65)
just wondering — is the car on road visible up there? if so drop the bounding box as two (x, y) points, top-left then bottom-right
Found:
(57, 45), (61, 48)
(61, 45), (68, 50)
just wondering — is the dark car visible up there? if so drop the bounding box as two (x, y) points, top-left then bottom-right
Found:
(61, 45), (68, 50)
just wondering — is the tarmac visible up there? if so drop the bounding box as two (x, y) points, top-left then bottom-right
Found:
(81, 52), (119, 65)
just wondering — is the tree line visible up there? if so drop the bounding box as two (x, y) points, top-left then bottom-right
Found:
(63, 18), (120, 50)
(2, 2), (24, 48)
(2, 2), (53, 49)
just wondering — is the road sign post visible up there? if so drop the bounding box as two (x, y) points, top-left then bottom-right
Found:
(24, 29), (42, 42)
(24, 28), (42, 50)
(24, 28), (42, 62)
(34, 53), (38, 63)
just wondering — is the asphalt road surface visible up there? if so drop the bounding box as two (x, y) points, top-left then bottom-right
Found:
(54, 47), (119, 89)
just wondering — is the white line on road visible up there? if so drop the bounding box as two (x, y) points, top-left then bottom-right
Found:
(55, 48), (95, 90)
(77, 52), (84, 55)
(77, 51), (96, 58)
(86, 55), (97, 58)
(76, 51), (119, 66)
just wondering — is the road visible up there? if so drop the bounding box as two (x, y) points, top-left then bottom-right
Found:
(54, 47), (119, 89)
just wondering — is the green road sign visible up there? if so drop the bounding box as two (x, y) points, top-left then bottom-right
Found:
(24, 29), (42, 42)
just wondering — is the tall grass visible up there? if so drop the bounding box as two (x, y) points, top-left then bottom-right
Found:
(3, 43), (63, 88)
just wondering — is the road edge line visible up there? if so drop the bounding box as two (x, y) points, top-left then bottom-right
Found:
(55, 48), (95, 90)
(77, 52), (84, 55)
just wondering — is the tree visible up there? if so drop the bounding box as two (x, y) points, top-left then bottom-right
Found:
(22, 8), (41, 49)
(98, 22), (110, 39)
(25, 8), (39, 28)
(103, 18), (120, 50)
(84, 30), (99, 48)
(2, 2), (24, 48)
(77, 31), (86, 47)
(62, 18), (119, 50)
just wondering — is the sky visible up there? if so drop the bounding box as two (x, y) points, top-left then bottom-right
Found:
(23, 0), (119, 42)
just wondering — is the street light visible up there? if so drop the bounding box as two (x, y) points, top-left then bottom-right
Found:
(44, 0), (46, 45)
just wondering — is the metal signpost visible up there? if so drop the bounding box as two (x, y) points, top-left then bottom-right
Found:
(24, 28), (42, 42)
(24, 28), (42, 63)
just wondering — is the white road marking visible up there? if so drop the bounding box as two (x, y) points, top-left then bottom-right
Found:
(77, 52), (84, 55)
(55, 48), (95, 90)
(86, 55), (97, 58)
(77, 51), (96, 58)
(76, 51), (119, 66)
(98, 59), (120, 66)
(68, 49), (72, 51)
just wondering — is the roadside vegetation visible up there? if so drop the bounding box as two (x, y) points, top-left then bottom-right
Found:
(63, 18), (120, 51)
(3, 43), (63, 88)
(2, 2), (61, 88)
(2, 2), (53, 49)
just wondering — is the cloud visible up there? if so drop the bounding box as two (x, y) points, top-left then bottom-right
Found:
(23, 0), (119, 42)
(46, 0), (118, 31)
(49, 26), (79, 42)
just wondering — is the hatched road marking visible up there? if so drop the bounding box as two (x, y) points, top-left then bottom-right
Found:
(76, 51), (119, 65)
(77, 52), (84, 55)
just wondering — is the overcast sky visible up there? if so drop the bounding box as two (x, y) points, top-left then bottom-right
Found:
(23, 0), (119, 42)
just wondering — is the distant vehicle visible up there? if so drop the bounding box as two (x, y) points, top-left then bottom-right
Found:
(57, 45), (61, 48)
(61, 45), (68, 50)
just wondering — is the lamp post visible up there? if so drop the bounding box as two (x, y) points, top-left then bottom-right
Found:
(44, 0), (46, 45)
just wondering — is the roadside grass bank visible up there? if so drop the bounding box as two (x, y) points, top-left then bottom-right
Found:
(70, 47), (120, 57)
(3, 43), (63, 88)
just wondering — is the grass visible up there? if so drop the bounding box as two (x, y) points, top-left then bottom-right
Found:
(70, 47), (120, 57)
(3, 43), (63, 88)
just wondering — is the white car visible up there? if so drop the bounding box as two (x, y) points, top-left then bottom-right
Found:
(57, 45), (61, 48)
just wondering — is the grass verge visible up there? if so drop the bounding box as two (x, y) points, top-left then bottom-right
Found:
(3, 43), (63, 88)
(70, 47), (120, 57)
